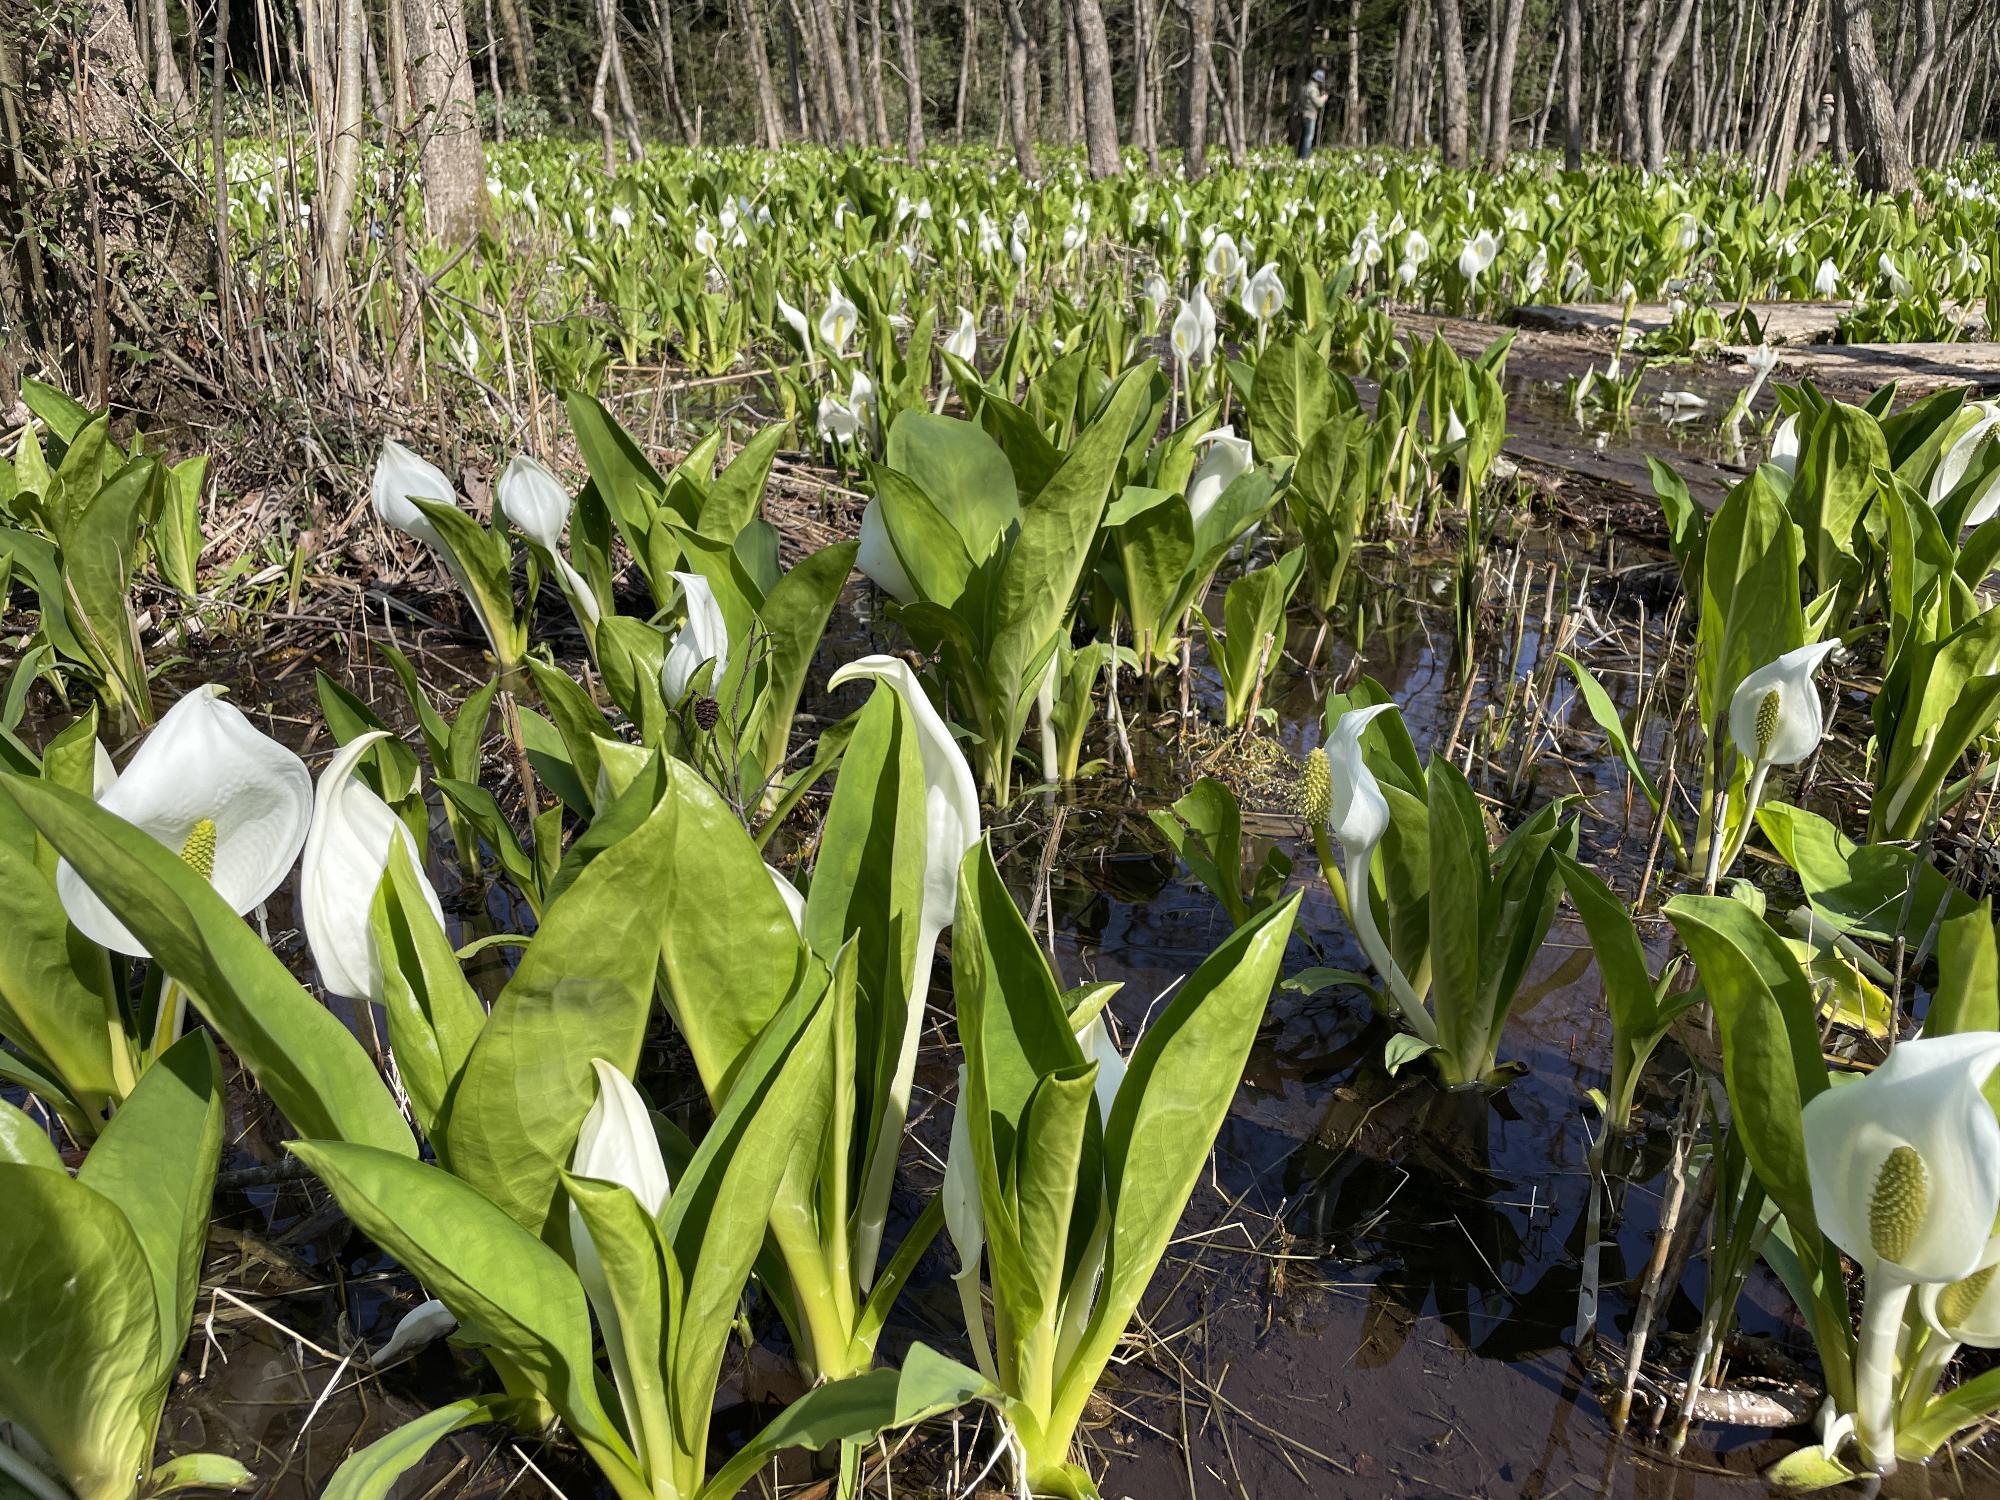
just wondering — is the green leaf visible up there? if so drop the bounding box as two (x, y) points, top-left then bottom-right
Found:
(563, 1173), (674, 1475)
(885, 409), (1020, 558)
(1928, 898), (1998, 1038)
(320, 1397), (511, 1500)
(1055, 891), (1300, 1440)
(77, 1031), (222, 1397)
(698, 424), (787, 540)
(0, 1163), (157, 1497)
(1757, 801), (1971, 943)
(751, 539), (859, 786)
(371, 838), (487, 1148)
(0, 1099), (63, 1170)
(0, 831), (120, 1117)
(1663, 894), (1825, 1239)
(441, 781), (682, 1235)
(288, 1141), (633, 1477)
(1761, 1445), (1861, 1492)
(1247, 332), (1333, 463)
(566, 391), (669, 573)
(697, 1346), (992, 1500)
(146, 1452), (257, 1495)
(0, 776), (414, 1156)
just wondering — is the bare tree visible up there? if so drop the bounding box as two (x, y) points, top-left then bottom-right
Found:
(647, 0), (699, 142)
(888, 0), (925, 158)
(1617, 0), (1655, 164)
(1563, 0), (1584, 168)
(1183, 0), (1216, 178)
(1644, 0), (1698, 168)
(1485, 0), (1525, 167)
(1131, 0), (1161, 169)
(1068, 0), (1121, 175)
(1434, 0), (1469, 165)
(1832, 0), (1918, 192)
(1000, 0), (1041, 174)
(404, 0), (486, 239)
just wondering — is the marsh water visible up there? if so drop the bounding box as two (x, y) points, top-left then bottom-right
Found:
(27, 365), (1995, 1498)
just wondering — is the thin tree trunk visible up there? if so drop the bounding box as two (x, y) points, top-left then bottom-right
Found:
(1183, 0), (1216, 178)
(1486, 0), (1525, 167)
(647, 0), (698, 140)
(864, 0), (892, 143)
(1434, 0), (1469, 165)
(1131, 0), (1160, 168)
(1069, 0), (1120, 175)
(1563, 0), (1585, 166)
(890, 0), (925, 158)
(493, 0), (532, 85)
(1534, 28), (1563, 149)
(1343, 0), (1361, 141)
(1000, 0), (1041, 174)
(953, 0), (975, 143)
(740, 0), (785, 145)
(1618, 0), (1656, 163)
(482, 0), (505, 142)
(317, 0), (365, 313)
(1643, 0), (1697, 168)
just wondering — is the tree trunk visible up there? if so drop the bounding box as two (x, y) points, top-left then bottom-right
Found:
(864, 0), (893, 144)
(1434, 0), (1469, 165)
(953, 0), (975, 143)
(1068, 0), (1120, 175)
(1618, 0), (1656, 164)
(1182, 0), (1215, 178)
(1485, 0), (1524, 167)
(890, 0), (925, 158)
(1389, 0), (1421, 145)
(1894, 0), (1936, 136)
(1000, 0), (1041, 175)
(1643, 0), (1697, 168)
(404, 0), (485, 240)
(1131, 0), (1160, 169)
(317, 0), (366, 314)
(493, 0), (533, 87)
(1343, 0), (1362, 142)
(150, 0), (191, 113)
(646, 0), (698, 141)
(740, 0), (787, 144)
(1563, 0), (1584, 167)
(1831, 0), (1917, 192)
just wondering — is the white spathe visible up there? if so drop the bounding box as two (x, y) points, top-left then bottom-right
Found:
(828, 655), (981, 1283)
(818, 282), (859, 356)
(661, 571), (731, 703)
(301, 731), (445, 1003)
(856, 498), (918, 604)
(1322, 704), (1436, 1046)
(944, 305), (979, 363)
(1928, 401), (2000, 528)
(372, 438), (454, 548)
(498, 455), (600, 626)
(58, 686), (313, 957)
(1728, 640), (1841, 768)
(1241, 262), (1286, 322)
(1185, 426), (1254, 527)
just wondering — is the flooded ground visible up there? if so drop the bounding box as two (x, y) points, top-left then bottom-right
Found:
(14, 322), (2000, 1498)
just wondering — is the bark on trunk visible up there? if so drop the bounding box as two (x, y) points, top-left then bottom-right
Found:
(1434, 0), (1469, 165)
(1131, 0), (1160, 169)
(1832, 0), (1918, 193)
(1001, 0), (1041, 175)
(1069, 0), (1121, 175)
(1343, 0), (1361, 142)
(493, 0), (533, 87)
(1643, 0), (1697, 169)
(1182, 0), (1215, 178)
(890, 0), (925, 158)
(1562, 0), (1584, 168)
(404, 0), (485, 241)
(648, 0), (698, 141)
(1485, 0), (1524, 168)
(1618, 0), (1656, 164)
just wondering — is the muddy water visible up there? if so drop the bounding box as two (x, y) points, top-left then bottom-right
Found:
(12, 381), (1989, 1498)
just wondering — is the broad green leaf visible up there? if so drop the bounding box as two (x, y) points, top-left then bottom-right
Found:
(442, 785), (684, 1235)
(1247, 331), (1333, 463)
(0, 1099), (62, 1170)
(885, 409), (1019, 557)
(0, 777), (414, 1156)
(77, 1031), (222, 1396)
(371, 839), (487, 1148)
(288, 1141), (632, 1475)
(0, 1163), (157, 1497)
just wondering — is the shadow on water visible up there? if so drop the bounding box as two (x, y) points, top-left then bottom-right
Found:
(14, 443), (1997, 1497)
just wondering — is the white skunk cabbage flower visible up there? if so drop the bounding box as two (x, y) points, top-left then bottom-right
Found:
(827, 655), (981, 1283)
(1308, 704), (1437, 1046)
(774, 290), (816, 369)
(1803, 1033), (2000, 1472)
(58, 686), (312, 957)
(661, 571), (730, 704)
(856, 499), (917, 604)
(1185, 427), (1254, 527)
(817, 391), (862, 445)
(368, 1298), (456, 1367)
(1768, 413), (1802, 478)
(944, 306), (979, 363)
(1241, 262), (1287, 322)
(1711, 640), (1841, 885)
(817, 282), (859, 356)
(371, 438), (454, 549)
(301, 731), (444, 1003)
(570, 1058), (674, 1474)
(766, 863), (806, 933)
(1458, 230), (1500, 286)
(498, 455), (599, 626)
(1203, 231), (1242, 284)
(1928, 401), (2000, 528)
(1814, 258), (1842, 297)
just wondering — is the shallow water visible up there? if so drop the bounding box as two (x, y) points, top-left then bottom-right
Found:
(11, 404), (1992, 1499)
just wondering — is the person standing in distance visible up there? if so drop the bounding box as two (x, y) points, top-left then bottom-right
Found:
(1295, 68), (1329, 160)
